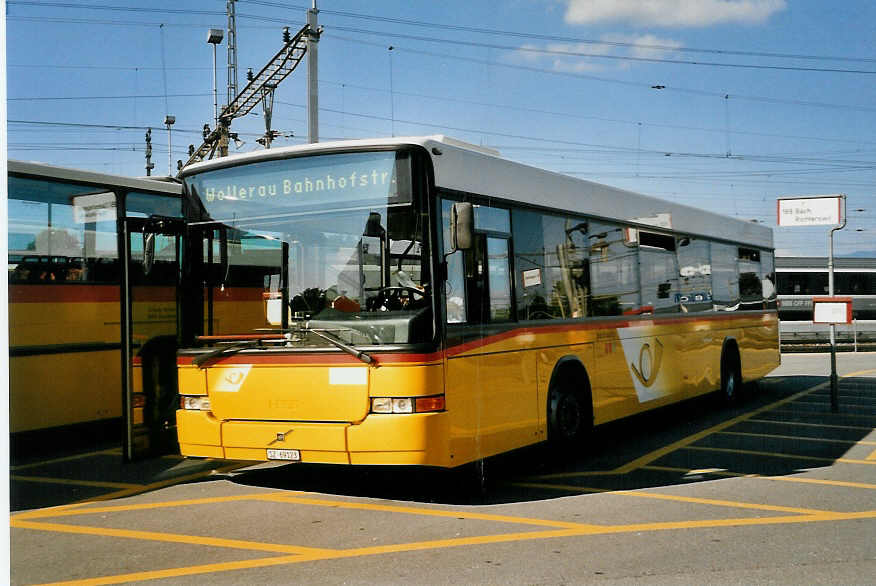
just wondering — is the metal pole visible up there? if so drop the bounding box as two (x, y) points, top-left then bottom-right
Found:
(388, 46), (395, 137)
(854, 318), (858, 353)
(306, 1), (319, 143)
(164, 115), (175, 176)
(227, 0), (238, 107)
(828, 194), (847, 413)
(212, 42), (219, 128)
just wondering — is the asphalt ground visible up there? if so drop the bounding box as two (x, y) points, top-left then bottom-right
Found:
(9, 352), (876, 585)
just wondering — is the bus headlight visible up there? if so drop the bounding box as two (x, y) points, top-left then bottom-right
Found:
(181, 396), (211, 411)
(370, 395), (444, 414)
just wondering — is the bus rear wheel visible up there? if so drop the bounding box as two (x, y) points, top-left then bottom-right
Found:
(548, 379), (591, 451)
(720, 349), (741, 404)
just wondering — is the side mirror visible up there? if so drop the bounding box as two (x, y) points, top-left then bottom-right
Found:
(364, 212), (385, 238)
(143, 232), (155, 276)
(450, 202), (474, 252)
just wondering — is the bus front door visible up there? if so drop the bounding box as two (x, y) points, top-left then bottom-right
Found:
(122, 216), (184, 460)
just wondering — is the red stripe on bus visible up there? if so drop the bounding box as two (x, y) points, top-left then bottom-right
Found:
(445, 311), (775, 357)
(177, 351), (444, 367)
(8, 284), (121, 303)
(178, 310), (775, 367)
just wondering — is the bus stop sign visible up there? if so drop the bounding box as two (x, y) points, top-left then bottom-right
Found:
(777, 195), (843, 227)
(812, 296), (852, 324)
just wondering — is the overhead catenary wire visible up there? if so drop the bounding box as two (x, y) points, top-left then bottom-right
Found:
(24, 0), (864, 65)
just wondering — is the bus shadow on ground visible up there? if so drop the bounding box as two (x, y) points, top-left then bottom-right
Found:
(228, 375), (876, 505)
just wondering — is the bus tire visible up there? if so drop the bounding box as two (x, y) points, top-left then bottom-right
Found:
(720, 343), (741, 404)
(451, 457), (489, 501)
(547, 373), (592, 452)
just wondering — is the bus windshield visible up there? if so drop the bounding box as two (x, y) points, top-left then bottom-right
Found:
(183, 150), (433, 346)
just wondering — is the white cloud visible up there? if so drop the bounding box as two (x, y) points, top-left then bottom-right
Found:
(601, 33), (684, 60)
(565, 0), (787, 27)
(513, 35), (684, 72)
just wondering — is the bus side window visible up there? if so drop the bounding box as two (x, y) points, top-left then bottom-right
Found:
(711, 242), (740, 310)
(512, 209), (589, 320)
(588, 221), (640, 316)
(486, 237), (512, 321)
(676, 237), (712, 312)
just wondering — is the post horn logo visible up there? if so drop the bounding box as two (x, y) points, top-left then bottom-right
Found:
(224, 370), (245, 386)
(631, 338), (664, 387)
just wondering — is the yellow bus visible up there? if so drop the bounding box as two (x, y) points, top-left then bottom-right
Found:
(174, 136), (780, 471)
(8, 160), (182, 459)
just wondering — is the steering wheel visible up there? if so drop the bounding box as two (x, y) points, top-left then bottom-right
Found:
(369, 286), (425, 311)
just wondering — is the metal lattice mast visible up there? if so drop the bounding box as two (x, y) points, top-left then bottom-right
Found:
(182, 24), (311, 169)
(226, 0), (238, 108)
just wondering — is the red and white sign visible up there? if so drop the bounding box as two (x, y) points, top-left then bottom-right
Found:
(777, 195), (843, 227)
(812, 297), (852, 324)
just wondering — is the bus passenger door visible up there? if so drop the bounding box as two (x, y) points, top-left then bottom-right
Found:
(445, 230), (539, 462)
(122, 215), (184, 460)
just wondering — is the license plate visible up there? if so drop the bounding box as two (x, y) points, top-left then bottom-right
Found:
(266, 449), (300, 461)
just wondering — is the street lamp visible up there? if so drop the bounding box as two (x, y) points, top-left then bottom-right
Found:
(207, 29), (225, 128)
(164, 115), (175, 176)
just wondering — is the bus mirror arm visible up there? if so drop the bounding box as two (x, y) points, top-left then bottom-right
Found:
(143, 232), (155, 276)
(219, 226), (229, 287)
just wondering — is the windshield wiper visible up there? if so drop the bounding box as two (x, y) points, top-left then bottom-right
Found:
(191, 328), (374, 368)
(192, 334), (285, 368)
(308, 328), (374, 365)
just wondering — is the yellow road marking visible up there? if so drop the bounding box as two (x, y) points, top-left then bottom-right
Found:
(841, 368), (876, 378)
(747, 418), (874, 431)
(37, 554), (308, 586)
(867, 449), (876, 461)
(255, 493), (600, 530)
(768, 409), (876, 420)
(511, 483), (831, 515)
(11, 476), (143, 490)
(683, 444), (876, 465)
(11, 519), (332, 556)
(716, 430), (876, 446)
(11, 448), (121, 472)
(642, 465), (876, 490)
(794, 396), (876, 409)
(28, 510), (876, 586)
(13, 493), (274, 521)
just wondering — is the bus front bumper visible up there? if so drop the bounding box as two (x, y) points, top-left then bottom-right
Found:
(177, 409), (452, 467)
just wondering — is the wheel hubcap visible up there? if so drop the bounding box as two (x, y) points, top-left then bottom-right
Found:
(558, 395), (580, 438)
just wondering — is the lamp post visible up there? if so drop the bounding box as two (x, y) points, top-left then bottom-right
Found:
(207, 28), (225, 128)
(164, 115), (175, 176)
(388, 45), (394, 137)
(827, 195), (847, 412)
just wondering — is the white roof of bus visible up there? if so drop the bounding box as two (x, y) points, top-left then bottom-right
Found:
(9, 160), (182, 195)
(179, 136), (773, 249)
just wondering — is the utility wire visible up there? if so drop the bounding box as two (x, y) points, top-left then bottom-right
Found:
(327, 33), (876, 113)
(8, 93), (210, 101)
(330, 25), (876, 74)
(243, 0), (876, 64)
(9, 1), (875, 70)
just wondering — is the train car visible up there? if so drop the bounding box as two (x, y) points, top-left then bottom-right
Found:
(776, 256), (876, 346)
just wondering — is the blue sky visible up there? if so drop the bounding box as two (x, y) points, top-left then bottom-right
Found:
(6, 0), (876, 256)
